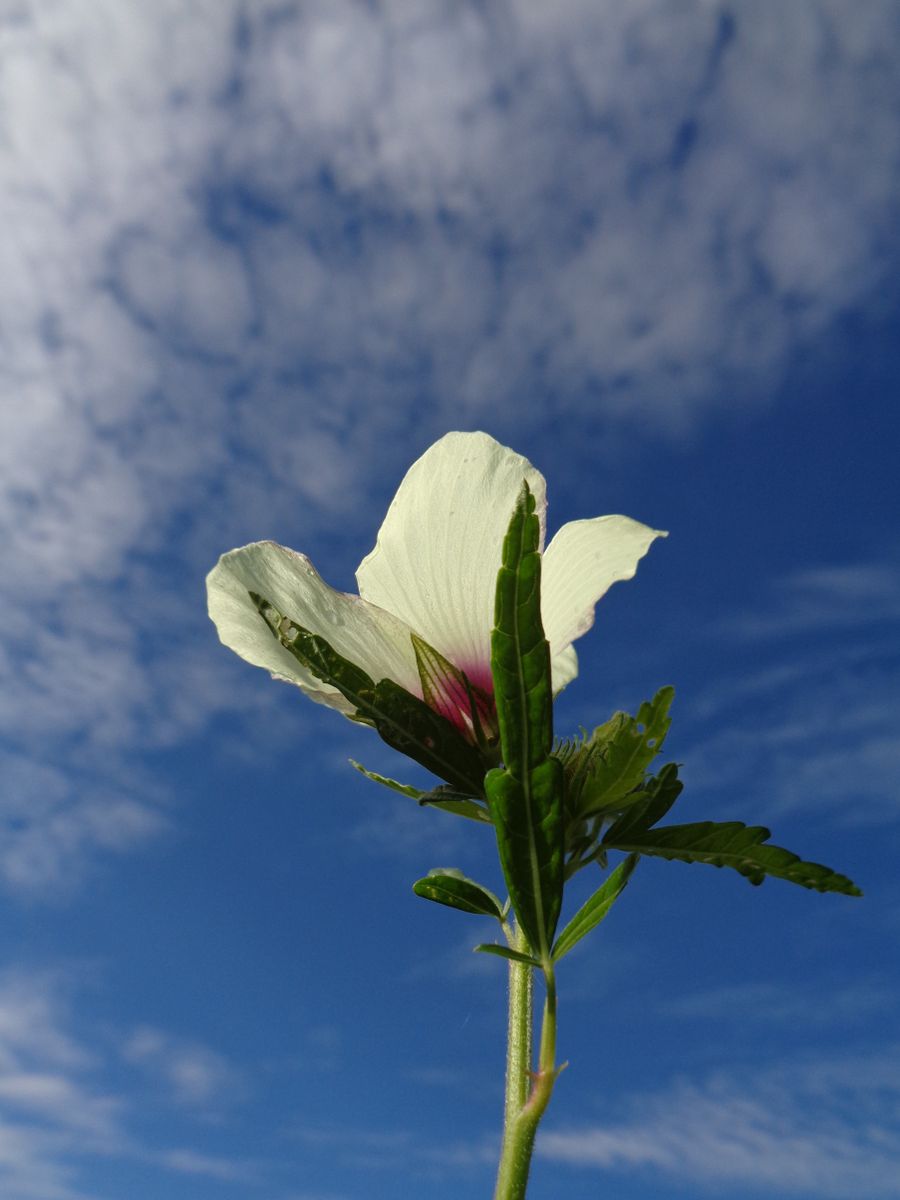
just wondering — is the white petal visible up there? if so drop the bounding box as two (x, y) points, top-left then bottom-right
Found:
(550, 644), (579, 695)
(541, 516), (667, 682)
(356, 432), (547, 688)
(206, 541), (421, 715)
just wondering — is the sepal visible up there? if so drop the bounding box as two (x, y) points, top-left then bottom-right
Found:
(412, 632), (498, 751)
(556, 686), (674, 822)
(250, 593), (487, 795)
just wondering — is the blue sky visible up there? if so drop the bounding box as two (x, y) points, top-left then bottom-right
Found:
(1, 2), (898, 1197)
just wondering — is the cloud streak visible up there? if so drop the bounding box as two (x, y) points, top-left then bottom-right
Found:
(539, 1047), (900, 1197)
(121, 1025), (243, 1109)
(0, 968), (253, 1200)
(663, 978), (892, 1027)
(0, 969), (129, 1199)
(2, 1), (898, 893)
(678, 557), (900, 826)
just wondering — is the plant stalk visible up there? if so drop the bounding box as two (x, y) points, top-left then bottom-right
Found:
(503, 922), (533, 1130)
(494, 923), (559, 1200)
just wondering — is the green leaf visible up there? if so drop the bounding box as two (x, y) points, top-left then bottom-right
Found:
(603, 819), (862, 896)
(552, 855), (638, 962)
(560, 687), (675, 820)
(474, 943), (541, 967)
(563, 764), (681, 879)
(250, 593), (486, 796)
(349, 761), (424, 800)
(413, 870), (505, 920)
(602, 762), (683, 842)
(486, 484), (564, 966)
(349, 762), (492, 823)
(418, 786), (494, 823)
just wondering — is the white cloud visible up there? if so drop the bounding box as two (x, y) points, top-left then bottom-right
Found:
(0, 968), (256, 1198)
(159, 1147), (257, 1182)
(121, 1025), (242, 1108)
(723, 562), (900, 640)
(0, 970), (130, 1199)
(0, 971), (93, 1074)
(1, 0), (897, 893)
(539, 1047), (900, 1197)
(0, 1125), (90, 1200)
(0, 750), (167, 896)
(0, 1072), (122, 1143)
(292, 1120), (495, 1175)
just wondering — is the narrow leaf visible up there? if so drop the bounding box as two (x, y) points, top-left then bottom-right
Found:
(349, 761), (492, 823)
(486, 484), (564, 965)
(251, 593), (486, 795)
(413, 870), (505, 920)
(349, 761), (424, 800)
(474, 943), (541, 967)
(604, 820), (862, 896)
(552, 855), (638, 962)
(602, 762), (683, 842)
(419, 786), (494, 823)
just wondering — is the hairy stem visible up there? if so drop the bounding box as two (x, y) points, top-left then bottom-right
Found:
(503, 922), (533, 1130)
(494, 924), (559, 1200)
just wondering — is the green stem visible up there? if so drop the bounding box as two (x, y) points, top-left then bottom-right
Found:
(494, 925), (559, 1200)
(503, 922), (533, 1130)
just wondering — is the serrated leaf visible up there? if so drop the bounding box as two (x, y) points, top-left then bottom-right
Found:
(602, 762), (683, 842)
(486, 484), (564, 966)
(251, 593), (486, 796)
(349, 761), (493, 823)
(474, 943), (541, 967)
(552, 854), (638, 962)
(491, 488), (554, 780)
(563, 687), (675, 820)
(561, 766), (681, 879)
(413, 870), (505, 920)
(603, 819), (862, 896)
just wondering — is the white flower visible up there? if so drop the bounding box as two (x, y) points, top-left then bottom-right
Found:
(206, 432), (665, 736)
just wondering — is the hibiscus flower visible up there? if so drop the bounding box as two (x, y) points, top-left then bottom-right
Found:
(206, 431), (664, 763)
